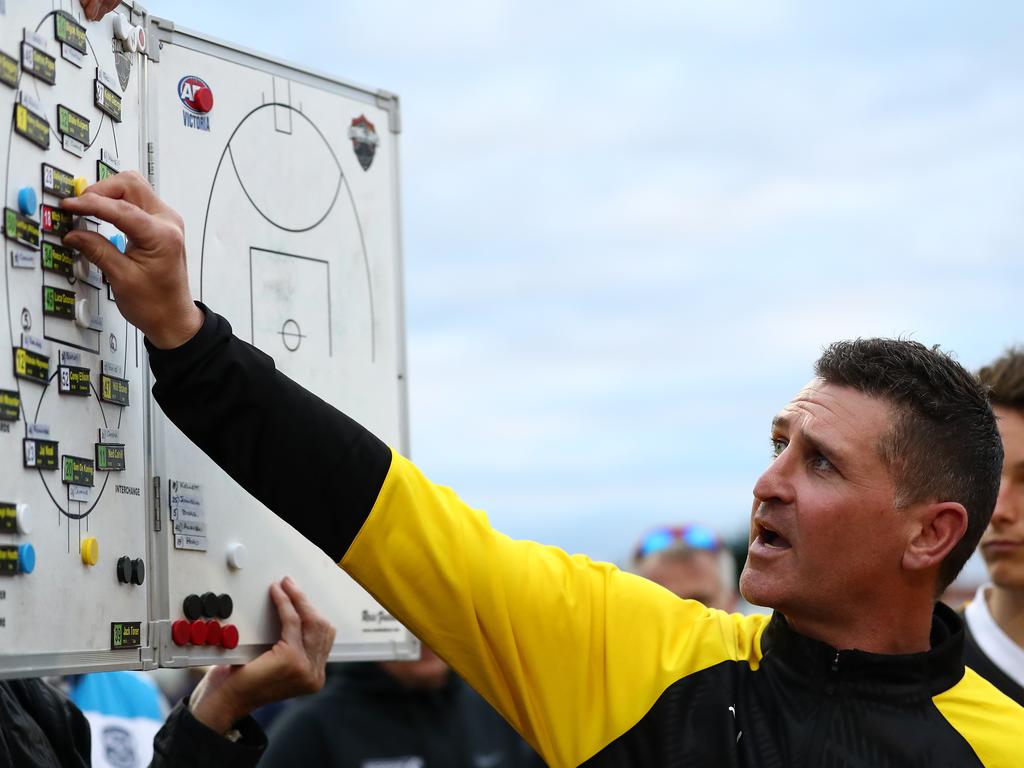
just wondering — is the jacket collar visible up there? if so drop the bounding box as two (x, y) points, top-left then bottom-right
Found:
(759, 602), (965, 700)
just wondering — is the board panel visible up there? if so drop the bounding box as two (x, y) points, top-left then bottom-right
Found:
(146, 25), (416, 665)
(0, 1), (150, 678)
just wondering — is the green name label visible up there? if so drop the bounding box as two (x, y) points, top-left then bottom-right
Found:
(43, 286), (76, 319)
(24, 438), (58, 469)
(0, 390), (20, 421)
(111, 621), (142, 649)
(97, 160), (118, 181)
(0, 50), (18, 89)
(13, 103), (50, 149)
(42, 242), (75, 277)
(96, 443), (126, 472)
(62, 455), (94, 486)
(55, 13), (88, 55)
(5, 208), (41, 248)
(57, 104), (89, 144)
(21, 42), (56, 85)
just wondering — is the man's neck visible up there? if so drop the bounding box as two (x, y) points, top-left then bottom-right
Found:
(986, 584), (1024, 648)
(786, 599), (935, 655)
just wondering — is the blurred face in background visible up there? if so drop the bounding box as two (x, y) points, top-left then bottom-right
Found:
(980, 406), (1024, 591)
(379, 645), (450, 690)
(637, 548), (737, 611)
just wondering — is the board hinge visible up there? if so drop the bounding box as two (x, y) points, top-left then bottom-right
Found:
(146, 16), (175, 62)
(152, 475), (161, 531)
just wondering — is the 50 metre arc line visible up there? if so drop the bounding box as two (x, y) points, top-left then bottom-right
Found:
(197, 102), (377, 360)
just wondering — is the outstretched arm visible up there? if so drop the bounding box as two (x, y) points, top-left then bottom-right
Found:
(63, 175), (763, 768)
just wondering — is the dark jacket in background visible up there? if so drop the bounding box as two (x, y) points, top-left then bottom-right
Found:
(261, 664), (545, 768)
(0, 678), (266, 767)
(963, 622), (1024, 707)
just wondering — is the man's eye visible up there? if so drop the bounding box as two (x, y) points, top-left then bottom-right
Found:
(810, 454), (834, 472)
(770, 438), (787, 459)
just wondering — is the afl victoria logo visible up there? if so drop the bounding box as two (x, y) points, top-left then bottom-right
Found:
(178, 75), (214, 114)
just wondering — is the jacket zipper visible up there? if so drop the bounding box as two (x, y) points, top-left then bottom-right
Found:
(803, 651), (842, 765)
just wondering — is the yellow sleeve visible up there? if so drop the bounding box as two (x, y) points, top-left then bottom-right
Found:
(341, 452), (768, 767)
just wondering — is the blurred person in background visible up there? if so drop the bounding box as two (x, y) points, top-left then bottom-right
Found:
(63, 671), (170, 768)
(964, 349), (1024, 705)
(631, 525), (738, 611)
(260, 643), (545, 768)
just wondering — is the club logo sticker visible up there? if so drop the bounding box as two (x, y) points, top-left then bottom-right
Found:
(347, 115), (379, 171)
(178, 75), (213, 132)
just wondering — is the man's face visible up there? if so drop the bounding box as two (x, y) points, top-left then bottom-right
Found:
(379, 645), (450, 690)
(637, 550), (735, 611)
(739, 379), (906, 618)
(979, 406), (1024, 590)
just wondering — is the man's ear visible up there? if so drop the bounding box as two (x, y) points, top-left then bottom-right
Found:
(902, 501), (968, 574)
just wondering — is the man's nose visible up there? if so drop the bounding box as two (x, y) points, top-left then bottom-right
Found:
(753, 449), (796, 505)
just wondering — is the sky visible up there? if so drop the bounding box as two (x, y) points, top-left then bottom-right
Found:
(143, 0), (1024, 578)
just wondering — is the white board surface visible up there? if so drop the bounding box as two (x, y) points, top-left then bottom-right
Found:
(147, 25), (415, 665)
(0, 1), (150, 678)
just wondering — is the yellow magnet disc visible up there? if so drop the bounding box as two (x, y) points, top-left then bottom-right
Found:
(81, 537), (99, 566)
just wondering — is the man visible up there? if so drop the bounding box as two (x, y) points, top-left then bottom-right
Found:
(963, 349), (1024, 705)
(630, 525), (738, 610)
(62, 173), (1024, 767)
(0, 578), (335, 767)
(261, 645), (544, 767)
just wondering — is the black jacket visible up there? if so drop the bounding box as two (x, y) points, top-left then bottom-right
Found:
(261, 664), (544, 767)
(147, 307), (1024, 767)
(0, 678), (266, 767)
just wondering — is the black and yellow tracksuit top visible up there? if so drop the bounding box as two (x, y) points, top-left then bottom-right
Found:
(149, 307), (1024, 768)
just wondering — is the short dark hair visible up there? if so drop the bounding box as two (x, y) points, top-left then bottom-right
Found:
(978, 347), (1024, 413)
(814, 339), (1003, 592)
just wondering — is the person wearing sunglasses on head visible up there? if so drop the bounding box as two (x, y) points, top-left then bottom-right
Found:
(631, 525), (738, 612)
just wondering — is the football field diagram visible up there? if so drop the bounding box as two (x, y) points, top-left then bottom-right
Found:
(196, 99), (377, 366)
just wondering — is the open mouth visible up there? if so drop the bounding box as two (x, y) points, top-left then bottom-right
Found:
(756, 522), (791, 549)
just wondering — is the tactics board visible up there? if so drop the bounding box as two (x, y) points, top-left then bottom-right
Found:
(145, 21), (414, 666)
(0, 1), (416, 678)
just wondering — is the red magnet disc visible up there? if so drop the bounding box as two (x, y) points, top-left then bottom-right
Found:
(220, 624), (239, 650)
(188, 619), (208, 646)
(205, 620), (222, 646)
(193, 87), (214, 113)
(171, 620), (190, 646)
